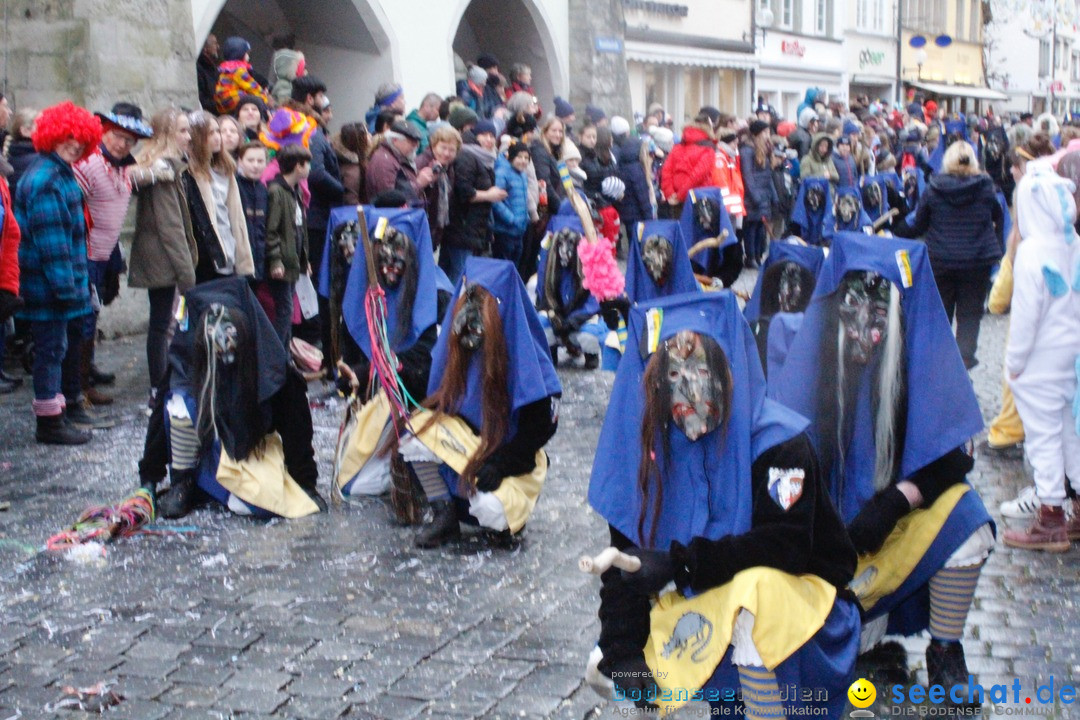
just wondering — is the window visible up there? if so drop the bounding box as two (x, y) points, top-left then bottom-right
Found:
(955, 0), (964, 39)
(858, 0), (885, 32)
(969, 0), (979, 42)
(1039, 39), (1050, 77)
(816, 0), (830, 34)
(780, 0), (793, 28)
(904, 0), (946, 33)
(1072, 51), (1080, 82)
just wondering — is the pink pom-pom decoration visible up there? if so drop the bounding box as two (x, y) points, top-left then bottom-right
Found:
(577, 235), (624, 300)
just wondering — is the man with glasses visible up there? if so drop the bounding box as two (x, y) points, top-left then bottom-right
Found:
(71, 102), (153, 412)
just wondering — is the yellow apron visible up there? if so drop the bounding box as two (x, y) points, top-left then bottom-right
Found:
(409, 409), (546, 534)
(644, 567), (837, 716)
(850, 483), (970, 612)
(334, 390), (393, 491)
(216, 433), (320, 518)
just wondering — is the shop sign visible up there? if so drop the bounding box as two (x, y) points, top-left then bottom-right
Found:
(859, 48), (885, 69)
(781, 40), (806, 57)
(622, 0), (690, 17)
(595, 36), (624, 54)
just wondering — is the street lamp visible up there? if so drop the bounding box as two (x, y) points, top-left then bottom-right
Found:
(916, 48), (928, 80)
(757, 5), (774, 45)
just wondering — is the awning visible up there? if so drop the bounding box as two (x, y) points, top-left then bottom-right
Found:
(849, 75), (894, 87)
(625, 40), (757, 71)
(907, 80), (1008, 101)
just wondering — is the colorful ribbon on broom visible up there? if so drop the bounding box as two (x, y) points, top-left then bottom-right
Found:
(45, 488), (156, 552)
(557, 162), (625, 300)
(357, 208), (424, 523)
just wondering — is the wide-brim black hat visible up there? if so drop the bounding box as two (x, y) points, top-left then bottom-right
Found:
(95, 102), (153, 139)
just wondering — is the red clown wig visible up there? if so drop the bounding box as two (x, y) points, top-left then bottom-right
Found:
(32, 101), (102, 162)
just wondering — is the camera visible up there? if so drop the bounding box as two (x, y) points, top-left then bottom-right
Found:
(431, 163), (443, 177)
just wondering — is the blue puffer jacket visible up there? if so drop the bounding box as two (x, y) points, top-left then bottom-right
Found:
(14, 152), (92, 321)
(492, 155), (530, 237)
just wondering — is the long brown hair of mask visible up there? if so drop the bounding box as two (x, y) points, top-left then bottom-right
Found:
(421, 286), (510, 494)
(636, 332), (733, 547)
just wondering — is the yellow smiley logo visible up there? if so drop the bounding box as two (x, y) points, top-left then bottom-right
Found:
(848, 678), (877, 709)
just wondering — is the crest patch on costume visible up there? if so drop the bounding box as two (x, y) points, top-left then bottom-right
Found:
(645, 308), (664, 355)
(767, 467), (805, 511)
(175, 296), (188, 331)
(661, 611), (713, 663)
(895, 250), (913, 288)
(374, 216), (389, 240)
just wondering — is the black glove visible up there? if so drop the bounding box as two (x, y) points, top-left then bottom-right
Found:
(908, 448), (974, 508)
(619, 548), (675, 595)
(600, 296), (630, 331)
(474, 461), (504, 493)
(549, 314), (565, 335)
(846, 485), (911, 555)
(0, 289), (23, 324)
(603, 654), (659, 710)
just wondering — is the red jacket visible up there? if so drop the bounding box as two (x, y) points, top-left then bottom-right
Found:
(661, 126), (716, 202)
(0, 176), (19, 296)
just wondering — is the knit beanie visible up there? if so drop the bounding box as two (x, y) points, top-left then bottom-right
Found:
(554, 96), (574, 119)
(222, 37), (250, 62)
(507, 142), (531, 161)
(609, 116), (631, 137)
(448, 105), (479, 132)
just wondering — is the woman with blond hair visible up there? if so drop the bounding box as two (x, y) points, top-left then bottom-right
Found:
(127, 108), (196, 396)
(183, 110), (253, 285)
(4, 107), (39, 189)
(895, 139), (1003, 369)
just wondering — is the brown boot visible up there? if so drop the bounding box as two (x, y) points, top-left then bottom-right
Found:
(1003, 504), (1070, 552)
(1067, 499), (1080, 541)
(80, 340), (113, 406)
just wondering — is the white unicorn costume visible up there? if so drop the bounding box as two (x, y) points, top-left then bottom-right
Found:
(1008, 160), (1080, 507)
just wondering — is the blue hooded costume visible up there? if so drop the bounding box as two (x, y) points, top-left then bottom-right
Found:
(625, 220), (699, 303)
(536, 214), (607, 357)
(588, 292), (859, 716)
(769, 232), (993, 634)
(166, 277), (318, 519)
(339, 208), (438, 358)
(318, 206), (433, 298)
(743, 242), (825, 325)
(678, 187), (737, 276)
(824, 186), (872, 242)
(790, 177), (833, 246)
(429, 258), (562, 498)
(859, 173), (892, 224)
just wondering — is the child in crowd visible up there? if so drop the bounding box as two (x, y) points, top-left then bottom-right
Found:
(492, 142), (531, 265)
(265, 144), (312, 344)
(215, 36), (272, 115)
(235, 141), (268, 292)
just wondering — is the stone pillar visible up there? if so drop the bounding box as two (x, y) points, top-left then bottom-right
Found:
(2, 0), (198, 113)
(567, 0), (632, 121)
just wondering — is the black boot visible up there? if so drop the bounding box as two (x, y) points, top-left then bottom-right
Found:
(66, 399), (116, 429)
(415, 498), (461, 548)
(89, 364), (116, 386)
(36, 414), (92, 445)
(584, 353), (600, 370)
(157, 470), (206, 519)
(926, 640), (976, 708)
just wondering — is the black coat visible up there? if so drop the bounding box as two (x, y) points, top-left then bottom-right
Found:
(306, 129), (344, 232)
(7, 139), (38, 191)
(894, 173), (1003, 269)
(614, 136), (654, 228)
(183, 171), (229, 285)
(444, 140), (496, 252)
(236, 174), (267, 281)
(530, 139), (565, 205)
(580, 146), (618, 207)
(197, 55), (218, 112)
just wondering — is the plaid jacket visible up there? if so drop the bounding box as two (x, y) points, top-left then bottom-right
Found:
(14, 152), (92, 321)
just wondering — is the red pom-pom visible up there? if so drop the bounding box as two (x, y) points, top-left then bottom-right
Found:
(32, 101), (102, 161)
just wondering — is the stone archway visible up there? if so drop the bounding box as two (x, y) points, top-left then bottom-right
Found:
(450, 0), (566, 112)
(190, 0), (397, 125)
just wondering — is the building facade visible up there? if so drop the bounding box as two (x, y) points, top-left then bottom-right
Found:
(755, 0), (847, 120)
(844, 0), (899, 103)
(986, 0), (1080, 116)
(623, 0), (755, 125)
(899, 0), (1006, 112)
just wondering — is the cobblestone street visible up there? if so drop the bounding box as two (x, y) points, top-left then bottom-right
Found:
(1, 285), (1079, 719)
